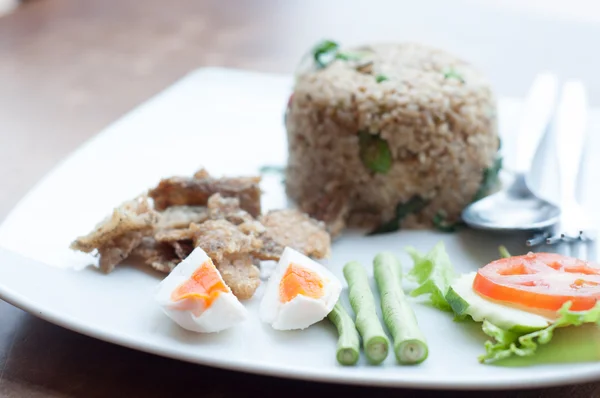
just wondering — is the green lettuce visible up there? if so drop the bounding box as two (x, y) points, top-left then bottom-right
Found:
(480, 302), (600, 364)
(406, 241), (456, 312)
(405, 242), (600, 365)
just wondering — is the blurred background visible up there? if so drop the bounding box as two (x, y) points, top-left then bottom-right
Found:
(0, 0), (597, 218)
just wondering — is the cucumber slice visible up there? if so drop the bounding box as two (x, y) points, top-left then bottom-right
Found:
(446, 273), (552, 333)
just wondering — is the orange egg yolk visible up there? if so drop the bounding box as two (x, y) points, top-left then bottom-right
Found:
(171, 260), (230, 314)
(279, 263), (324, 303)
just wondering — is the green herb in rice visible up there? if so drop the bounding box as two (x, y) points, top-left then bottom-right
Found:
(335, 52), (364, 61)
(443, 68), (465, 83)
(369, 196), (429, 235)
(432, 211), (464, 233)
(312, 40), (340, 69)
(358, 131), (392, 174)
(473, 156), (503, 202)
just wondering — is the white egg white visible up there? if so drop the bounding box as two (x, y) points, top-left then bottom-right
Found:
(155, 247), (248, 333)
(260, 247), (342, 330)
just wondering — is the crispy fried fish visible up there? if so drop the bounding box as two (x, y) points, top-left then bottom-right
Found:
(148, 169), (262, 217)
(194, 220), (263, 262)
(97, 231), (146, 273)
(70, 196), (159, 273)
(156, 206), (208, 230)
(171, 240), (194, 260)
(207, 193), (254, 225)
(70, 170), (332, 302)
(130, 236), (181, 273)
(256, 209), (331, 261)
(215, 254), (261, 300)
(155, 219), (263, 263)
(207, 193), (266, 236)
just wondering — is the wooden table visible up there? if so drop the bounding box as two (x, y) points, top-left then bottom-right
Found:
(1, 0), (600, 396)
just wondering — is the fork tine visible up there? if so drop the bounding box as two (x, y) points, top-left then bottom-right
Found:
(527, 231), (550, 247)
(560, 234), (580, 243)
(546, 235), (563, 245)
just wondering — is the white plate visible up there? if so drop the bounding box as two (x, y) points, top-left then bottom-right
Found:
(1, 68), (600, 390)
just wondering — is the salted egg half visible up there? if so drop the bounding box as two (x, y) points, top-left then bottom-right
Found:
(260, 247), (342, 330)
(155, 247), (248, 333)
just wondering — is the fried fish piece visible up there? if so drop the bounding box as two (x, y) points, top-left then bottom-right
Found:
(130, 236), (181, 273)
(154, 227), (195, 243)
(97, 231), (146, 273)
(256, 209), (331, 261)
(148, 169), (262, 217)
(171, 240), (194, 260)
(215, 254), (261, 300)
(156, 206), (208, 230)
(70, 195), (159, 273)
(207, 193), (266, 236)
(155, 220), (263, 263)
(192, 220), (262, 263)
(71, 196), (158, 253)
(207, 193), (254, 225)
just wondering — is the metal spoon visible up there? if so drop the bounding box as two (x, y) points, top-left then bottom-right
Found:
(462, 73), (561, 232)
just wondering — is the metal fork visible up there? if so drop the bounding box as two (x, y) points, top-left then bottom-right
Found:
(526, 80), (595, 256)
(529, 233), (598, 262)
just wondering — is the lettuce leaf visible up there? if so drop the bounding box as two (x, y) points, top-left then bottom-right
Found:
(405, 241), (600, 366)
(493, 325), (600, 367)
(406, 241), (457, 312)
(480, 301), (600, 364)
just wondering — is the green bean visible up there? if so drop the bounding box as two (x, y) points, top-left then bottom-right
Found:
(373, 252), (429, 364)
(327, 301), (360, 366)
(343, 261), (389, 364)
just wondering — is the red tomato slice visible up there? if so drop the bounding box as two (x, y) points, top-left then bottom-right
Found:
(473, 252), (600, 312)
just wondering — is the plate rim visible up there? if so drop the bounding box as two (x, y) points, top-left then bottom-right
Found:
(2, 246), (600, 391)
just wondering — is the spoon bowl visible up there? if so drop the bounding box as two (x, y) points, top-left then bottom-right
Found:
(461, 72), (560, 234)
(462, 174), (561, 232)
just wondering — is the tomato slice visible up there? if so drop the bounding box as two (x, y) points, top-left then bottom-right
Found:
(473, 252), (600, 312)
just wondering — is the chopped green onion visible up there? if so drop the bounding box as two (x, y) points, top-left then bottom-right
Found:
(375, 74), (389, 83)
(472, 156), (503, 202)
(311, 40), (374, 69)
(312, 40), (340, 69)
(335, 52), (363, 61)
(369, 196), (429, 235)
(358, 131), (392, 174)
(432, 212), (464, 233)
(443, 68), (465, 83)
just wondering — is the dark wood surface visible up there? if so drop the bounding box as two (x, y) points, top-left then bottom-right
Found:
(1, 0), (600, 396)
